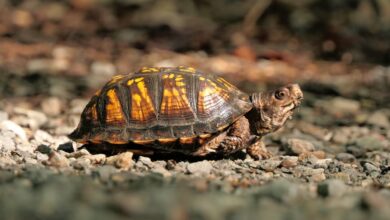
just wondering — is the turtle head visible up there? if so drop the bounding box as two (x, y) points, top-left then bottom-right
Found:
(249, 84), (303, 136)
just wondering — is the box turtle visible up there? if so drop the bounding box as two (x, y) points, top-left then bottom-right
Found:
(69, 66), (303, 159)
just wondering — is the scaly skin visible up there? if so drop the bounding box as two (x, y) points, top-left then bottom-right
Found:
(192, 84), (303, 159)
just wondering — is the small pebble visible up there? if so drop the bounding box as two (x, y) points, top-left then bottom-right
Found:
(0, 120), (27, 142)
(285, 138), (315, 155)
(41, 97), (62, 116)
(57, 142), (75, 153)
(47, 151), (70, 168)
(106, 152), (133, 170)
(336, 153), (356, 163)
(317, 179), (347, 197)
(259, 159), (281, 172)
(187, 161), (213, 175)
(36, 144), (52, 154)
(281, 156), (299, 168)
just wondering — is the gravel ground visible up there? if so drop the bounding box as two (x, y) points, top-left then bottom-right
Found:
(1, 73), (390, 219)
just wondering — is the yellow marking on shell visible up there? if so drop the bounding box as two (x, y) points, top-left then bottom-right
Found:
(134, 77), (144, 82)
(90, 139), (102, 144)
(127, 79), (134, 85)
(179, 137), (195, 144)
(217, 77), (236, 89)
(91, 104), (98, 120)
(158, 138), (177, 143)
(162, 74), (169, 79)
(108, 75), (125, 85)
(108, 140), (128, 144)
(140, 67), (160, 73)
(175, 75), (183, 81)
(169, 74), (175, 79)
(217, 124), (230, 131)
(105, 89), (125, 123)
(95, 89), (101, 96)
(178, 66), (196, 73)
(175, 81), (186, 87)
(199, 133), (212, 138)
(199, 77), (205, 81)
(130, 80), (156, 121)
(133, 139), (154, 144)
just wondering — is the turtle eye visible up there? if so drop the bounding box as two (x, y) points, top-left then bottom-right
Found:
(275, 89), (287, 100)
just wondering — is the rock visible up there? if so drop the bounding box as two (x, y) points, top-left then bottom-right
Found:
(36, 144), (52, 154)
(354, 136), (386, 152)
(41, 97), (62, 116)
(366, 110), (390, 128)
(0, 120), (27, 142)
(71, 158), (91, 170)
(91, 61), (116, 77)
(47, 151), (70, 168)
(261, 179), (301, 203)
(36, 152), (49, 161)
(33, 130), (54, 144)
(284, 138), (315, 155)
(0, 134), (16, 151)
(68, 149), (91, 158)
(346, 145), (365, 157)
(187, 161), (213, 175)
(13, 108), (48, 130)
(138, 156), (154, 168)
(317, 179), (347, 197)
(315, 97), (360, 116)
(57, 142), (75, 153)
(93, 165), (117, 182)
(310, 172), (326, 182)
(259, 159), (281, 172)
(362, 161), (380, 177)
(0, 111), (8, 122)
(281, 156), (299, 168)
(151, 166), (171, 177)
(106, 152), (133, 170)
(83, 154), (106, 164)
(336, 153), (356, 163)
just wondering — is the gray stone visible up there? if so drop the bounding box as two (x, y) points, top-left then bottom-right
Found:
(336, 153), (356, 163)
(366, 110), (390, 128)
(34, 130), (54, 144)
(346, 145), (365, 157)
(362, 161), (380, 177)
(57, 142), (75, 153)
(317, 179), (348, 197)
(138, 156), (154, 168)
(0, 135), (16, 151)
(41, 97), (62, 116)
(71, 158), (91, 170)
(354, 136), (386, 152)
(284, 138), (315, 155)
(36, 144), (52, 154)
(105, 152), (133, 170)
(68, 149), (90, 158)
(259, 159), (281, 172)
(13, 108), (48, 130)
(187, 161), (213, 174)
(0, 120), (27, 142)
(0, 111), (8, 122)
(46, 151), (70, 168)
(315, 97), (360, 116)
(281, 156), (299, 168)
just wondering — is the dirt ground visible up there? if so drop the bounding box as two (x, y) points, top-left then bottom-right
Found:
(0, 0), (390, 219)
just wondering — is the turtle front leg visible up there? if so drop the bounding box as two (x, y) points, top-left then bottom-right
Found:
(192, 116), (250, 157)
(247, 139), (272, 160)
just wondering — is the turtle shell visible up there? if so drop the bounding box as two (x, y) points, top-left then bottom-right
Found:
(69, 66), (253, 145)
